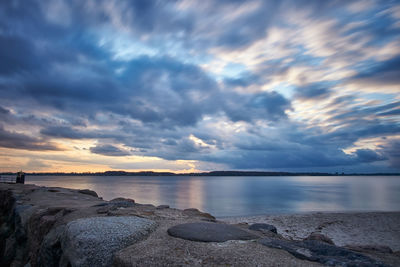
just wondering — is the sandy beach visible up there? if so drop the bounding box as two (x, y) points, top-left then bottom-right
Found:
(221, 211), (400, 251)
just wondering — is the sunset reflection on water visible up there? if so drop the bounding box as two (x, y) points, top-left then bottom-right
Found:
(25, 175), (400, 217)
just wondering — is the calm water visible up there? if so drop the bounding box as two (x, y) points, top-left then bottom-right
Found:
(22, 175), (400, 217)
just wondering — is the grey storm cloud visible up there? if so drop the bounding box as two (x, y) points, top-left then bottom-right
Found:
(90, 144), (131, 157)
(352, 55), (400, 86)
(204, 148), (356, 170)
(40, 126), (97, 139)
(380, 141), (400, 169)
(213, 1), (281, 49)
(0, 125), (60, 151)
(331, 101), (400, 123)
(224, 91), (292, 122)
(294, 83), (332, 99)
(224, 74), (261, 88)
(0, 31), (291, 127)
(0, 35), (38, 75)
(354, 149), (386, 163)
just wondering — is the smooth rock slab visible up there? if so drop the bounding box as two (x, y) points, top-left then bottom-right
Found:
(168, 222), (258, 242)
(61, 216), (156, 267)
(77, 189), (98, 197)
(249, 223), (277, 234)
(259, 238), (387, 266)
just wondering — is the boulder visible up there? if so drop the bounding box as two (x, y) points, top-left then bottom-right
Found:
(182, 208), (216, 221)
(259, 238), (387, 266)
(61, 216), (157, 267)
(109, 197), (135, 208)
(47, 189), (60, 193)
(77, 189), (98, 198)
(96, 205), (117, 214)
(167, 222), (259, 242)
(110, 197), (135, 203)
(91, 202), (108, 207)
(249, 223), (277, 234)
(305, 232), (335, 245)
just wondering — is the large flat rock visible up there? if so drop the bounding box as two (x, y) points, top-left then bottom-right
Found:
(61, 216), (157, 267)
(167, 222), (258, 242)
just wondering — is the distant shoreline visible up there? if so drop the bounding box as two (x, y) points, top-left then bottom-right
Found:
(1, 170), (399, 176)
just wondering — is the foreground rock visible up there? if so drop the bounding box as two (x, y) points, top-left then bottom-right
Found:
(306, 232), (335, 245)
(249, 223), (278, 234)
(115, 221), (322, 267)
(168, 222), (258, 242)
(78, 189), (98, 197)
(62, 216), (156, 267)
(344, 245), (394, 254)
(109, 197), (136, 207)
(259, 238), (388, 266)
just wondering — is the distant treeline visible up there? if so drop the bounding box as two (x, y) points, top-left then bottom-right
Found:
(1, 171), (399, 176)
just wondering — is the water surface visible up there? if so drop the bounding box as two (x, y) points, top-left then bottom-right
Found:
(23, 175), (400, 217)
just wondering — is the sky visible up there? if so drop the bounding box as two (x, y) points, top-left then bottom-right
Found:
(0, 0), (399, 173)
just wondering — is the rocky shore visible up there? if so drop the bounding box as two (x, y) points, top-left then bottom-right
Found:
(1, 183), (399, 266)
(221, 212), (400, 251)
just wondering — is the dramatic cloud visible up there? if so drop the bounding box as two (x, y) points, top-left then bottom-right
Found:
(224, 91), (291, 122)
(377, 140), (400, 169)
(352, 55), (400, 86)
(0, 125), (60, 151)
(0, 0), (399, 172)
(294, 82), (332, 99)
(90, 144), (131, 157)
(355, 149), (386, 163)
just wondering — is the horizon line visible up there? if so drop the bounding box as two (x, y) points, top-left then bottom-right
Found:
(1, 170), (399, 176)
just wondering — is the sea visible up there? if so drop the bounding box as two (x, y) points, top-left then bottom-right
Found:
(19, 175), (400, 217)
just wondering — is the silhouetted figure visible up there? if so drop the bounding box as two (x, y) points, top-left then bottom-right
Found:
(16, 171), (25, 184)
